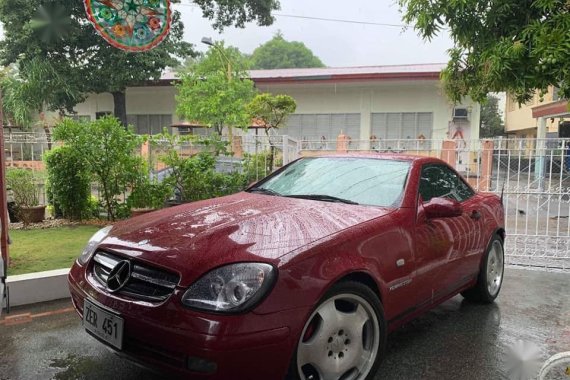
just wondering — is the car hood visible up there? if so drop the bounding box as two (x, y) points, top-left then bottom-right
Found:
(99, 192), (392, 285)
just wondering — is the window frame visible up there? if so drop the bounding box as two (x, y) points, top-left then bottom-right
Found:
(418, 164), (476, 204)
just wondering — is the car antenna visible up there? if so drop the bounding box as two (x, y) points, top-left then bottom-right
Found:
(500, 182), (506, 206)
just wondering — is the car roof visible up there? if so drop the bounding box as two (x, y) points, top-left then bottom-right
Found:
(304, 152), (447, 166)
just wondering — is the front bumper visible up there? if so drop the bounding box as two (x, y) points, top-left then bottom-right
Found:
(68, 264), (309, 379)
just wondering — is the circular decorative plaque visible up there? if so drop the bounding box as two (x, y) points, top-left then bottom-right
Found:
(84, 0), (171, 52)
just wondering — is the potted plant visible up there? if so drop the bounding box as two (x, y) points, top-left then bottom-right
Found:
(6, 168), (45, 226)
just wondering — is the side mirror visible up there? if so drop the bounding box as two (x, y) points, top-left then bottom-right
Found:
(423, 197), (463, 219)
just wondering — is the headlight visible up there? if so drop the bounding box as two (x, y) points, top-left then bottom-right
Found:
(77, 226), (113, 265)
(181, 263), (276, 313)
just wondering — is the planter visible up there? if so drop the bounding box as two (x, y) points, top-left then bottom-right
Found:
(131, 208), (157, 218)
(19, 205), (46, 224)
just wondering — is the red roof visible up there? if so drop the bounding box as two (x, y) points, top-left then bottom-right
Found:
(159, 63), (445, 85)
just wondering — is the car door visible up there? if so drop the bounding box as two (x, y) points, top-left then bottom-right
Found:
(414, 164), (483, 305)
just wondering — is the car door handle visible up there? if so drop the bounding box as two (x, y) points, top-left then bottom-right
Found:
(470, 210), (482, 221)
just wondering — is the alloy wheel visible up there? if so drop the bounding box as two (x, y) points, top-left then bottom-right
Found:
(297, 293), (380, 380)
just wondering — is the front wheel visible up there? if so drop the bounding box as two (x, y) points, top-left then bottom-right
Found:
(288, 281), (386, 380)
(462, 235), (504, 303)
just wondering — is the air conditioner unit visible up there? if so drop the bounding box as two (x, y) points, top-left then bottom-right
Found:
(453, 107), (469, 120)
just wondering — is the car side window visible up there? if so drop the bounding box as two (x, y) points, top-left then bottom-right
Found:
(419, 165), (475, 203)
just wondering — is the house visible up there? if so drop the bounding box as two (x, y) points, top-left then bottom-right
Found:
(505, 86), (569, 139)
(67, 64), (481, 145)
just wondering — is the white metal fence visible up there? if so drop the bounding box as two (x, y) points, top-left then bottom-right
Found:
(5, 133), (570, 272)
(300, 137), (570, 272)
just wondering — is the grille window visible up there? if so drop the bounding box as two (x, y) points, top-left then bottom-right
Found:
(282, 113), (361, 141)
(372, 112), (433, 140)
(91, 251), (179, 303)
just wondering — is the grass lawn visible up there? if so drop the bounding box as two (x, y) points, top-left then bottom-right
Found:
(8, 225), (101, 275)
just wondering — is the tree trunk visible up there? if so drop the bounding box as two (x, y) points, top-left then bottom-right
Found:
(112, 91), (128, 128)
(43, 126), (52, 150)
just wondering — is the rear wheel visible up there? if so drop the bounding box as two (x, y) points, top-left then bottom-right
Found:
(462, 235), (504, 303)
(288, 281), (386, 380)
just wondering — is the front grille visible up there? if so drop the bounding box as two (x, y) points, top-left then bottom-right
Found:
(92, 251), (180, 302)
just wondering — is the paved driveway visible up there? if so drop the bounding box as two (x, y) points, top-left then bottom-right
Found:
(1, 268), (569, 380)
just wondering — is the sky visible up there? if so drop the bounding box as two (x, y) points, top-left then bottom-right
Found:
(174, 0), (455, 67)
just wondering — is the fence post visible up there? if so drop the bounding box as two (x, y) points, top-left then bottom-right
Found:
(440, 140), (456, 168)
(282, 136), (289, 165)
(479, 140), (494, 191)
(336, 132), (349, 153)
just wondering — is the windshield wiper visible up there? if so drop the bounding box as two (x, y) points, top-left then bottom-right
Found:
(284, 194), (359, 205)
(247, 187), (281, 196)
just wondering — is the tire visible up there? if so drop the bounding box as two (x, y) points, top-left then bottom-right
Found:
(287, 281), (386, 380)
(461, 235), (504, 304)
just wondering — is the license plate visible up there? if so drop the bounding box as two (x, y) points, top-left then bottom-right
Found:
(83, 299), (124, 350)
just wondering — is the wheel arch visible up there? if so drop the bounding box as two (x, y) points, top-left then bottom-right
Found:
(333, 271), (384, 305)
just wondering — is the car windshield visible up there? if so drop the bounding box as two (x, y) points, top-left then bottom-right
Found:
(250, 157), (410, 207)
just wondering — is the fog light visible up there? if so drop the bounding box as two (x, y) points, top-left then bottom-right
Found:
(187, 356), (217, 373)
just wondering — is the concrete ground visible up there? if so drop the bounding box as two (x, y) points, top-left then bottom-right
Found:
(1, 268), (569, 380)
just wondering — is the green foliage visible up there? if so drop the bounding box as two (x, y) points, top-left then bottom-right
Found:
(243, 152), (273, 183)
(480, 95), (505, 138)
(162, 151), (245, 203)
(52, 116), (144, 221)
(0, 0), (193, 119)
(6, 168), (40, 208)
(246, 93), (295, 170)
(155, 134), (246, 202)
(250, 32), (325, 69)
(399, 0), (570, 104)
(45, 146), (92, 221)
(176, 43), (256, 133)
(192, 0), (280, 30)
(128, 174), (172, 210)
(247, 93), (297, 131)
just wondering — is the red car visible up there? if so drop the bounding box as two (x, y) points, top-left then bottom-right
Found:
(68, 154), (505, 380)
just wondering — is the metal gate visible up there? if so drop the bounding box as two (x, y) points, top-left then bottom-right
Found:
(297, 136), (570, 272)
(491, 138), (570, 272)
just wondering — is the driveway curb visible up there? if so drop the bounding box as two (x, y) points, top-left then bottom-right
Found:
(6, 269), (70, 307)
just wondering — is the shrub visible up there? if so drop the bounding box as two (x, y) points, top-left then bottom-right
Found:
(45, 146), (92, 221)
(6, 168), (39, 208)
(243, 152), (273, 183)
(6, 168), (42, 226)
(52, 116), (144, 221)
(159, 139), (246, 203)
(128, 176), (173, 210)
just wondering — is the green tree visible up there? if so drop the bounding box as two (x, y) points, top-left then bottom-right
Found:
(247, 93), (297, 132)
(480, 95), (505, 138)
(176, 43), (256, 135)
(0, 0), (279, 125)
(250, 32), (325, 69)
(246, 93), (296, 176)
(52, 116), (144, 221)
(399, 0), (570, 104)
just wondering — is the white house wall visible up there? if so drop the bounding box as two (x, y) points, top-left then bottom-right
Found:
(257, 81), (481, 141)
(61, 79), (480, 142)
(70, 86), (180, 124)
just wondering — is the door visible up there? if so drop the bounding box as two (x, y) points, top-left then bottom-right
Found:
(414, 164), (483, 305)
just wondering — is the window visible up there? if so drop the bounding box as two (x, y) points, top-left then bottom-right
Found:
(553, 87), (562, 102)
(256, 157), (411, 207)
(419, 165), (474, 203)
(371, 112), (433, 140)
(126, 114), (173, 135)
(70, 115), (91, 122)
(282, 113), (360, 141)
